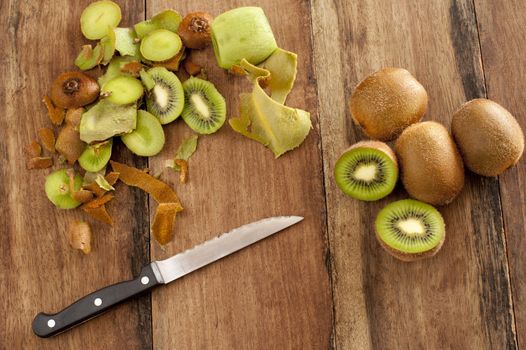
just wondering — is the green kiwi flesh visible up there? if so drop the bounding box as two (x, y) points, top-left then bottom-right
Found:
(102, 76), (144, 105)
(80, 0), (122, 40)
(334, 141), (398, 201)
(181, 77), (226, 134)
(146, 67), (184, 124)
(121, 110), (165, 156)
(45, 169), (83, 209)
(78, 140), (113, 172)
(375, 199), (445, 261)
(140, 29), (182, 62)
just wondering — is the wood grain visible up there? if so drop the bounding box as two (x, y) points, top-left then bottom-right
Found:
(311, 0), (517, 348)
(474, 0), (526, 346)
(146, 1), (333, 349)
(0, 1), (151, 348)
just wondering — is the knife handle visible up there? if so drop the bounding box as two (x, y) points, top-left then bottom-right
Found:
(32, 264), (160, 338)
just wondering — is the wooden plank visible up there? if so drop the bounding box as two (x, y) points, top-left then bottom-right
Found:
(474, 0), (526, 346)
(311, 0), (517, 348)
(146, 1), (333, 348)
(0, 1), (151, 348)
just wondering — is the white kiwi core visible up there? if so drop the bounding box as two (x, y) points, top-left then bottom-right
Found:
(191, 94), (211, 119)
(353, 164), (377, 182)
(153, 85), (169, 109)
(397, 218), (425, 236)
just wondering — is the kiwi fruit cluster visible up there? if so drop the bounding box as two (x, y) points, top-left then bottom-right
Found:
(335, 67), (524, 262)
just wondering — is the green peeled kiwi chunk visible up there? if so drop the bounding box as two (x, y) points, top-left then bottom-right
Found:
(334, 141), (398, 201)
(100, 29), (116, 65)
(45, 169), (83, 209)
(140, 29), (182, 62)
(375, 199), (445, 262)
(145, 67), (184, 124)
(101, 76), (144, 105)
(121, 110), (165, 156)
(80, 0), (122, 40)
(75, 44), (104, 70)
(98, 56), (138, 87)
(134, 9), (182, 38)
(78, 140), (113, 172)
(181, 77), (226, 134)
(114, 27), (140, 58)
(211, 7), (278, 69)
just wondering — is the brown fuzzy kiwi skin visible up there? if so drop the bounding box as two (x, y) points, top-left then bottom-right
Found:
(452, 98), (525, 177)
(350, 67), (428, 141)
(395, 121), (465, 206)
(50, 72), (100, 108)
(375, 229), (445, 262)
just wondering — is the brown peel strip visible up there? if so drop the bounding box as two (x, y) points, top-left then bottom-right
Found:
(55, 125), (85, 164)
(174, 159), (188, 184)
(72, 189), (94, 203)
(110, 161), (183, 209)
(105, 172), (120, 186)
(184, 58), (202, 76)
(83, 182), (106, 197)
(65, 108), (84, 129)
(121, 61), (143, 76)
(152, 203), (179, 245)
(25, 141), (42, 157)
(26, 157), (53, 169)
(82, 193), (114, 209)
(38, 127), (56, 153)
(152, 47), (186, 71)
(83, 205), (113, 225)
(43, 95), (65, 126)
(67, 220), (92, 254)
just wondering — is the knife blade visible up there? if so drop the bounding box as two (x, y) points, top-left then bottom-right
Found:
(32, 215), (303, 338)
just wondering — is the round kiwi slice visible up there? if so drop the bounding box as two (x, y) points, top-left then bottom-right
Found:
(140, 29), (182, 62)
(375, 199), (445, 261)
(145, 67), (184, 124)
(121, 110), (165, 156)
(45, 169), (83, 209)
(78, 140), (113, 172)
(101, 76), (144, 105)
(181, 77), (226, 134)
(80, 0), (122, 40)
(334, 141), (398, 201)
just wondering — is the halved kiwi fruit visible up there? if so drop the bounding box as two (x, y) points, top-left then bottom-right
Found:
(375, 199), (445, 261)
(121, 110), (165, 156)
(101, 76), (144, 105)
(45, 169), (83, 209)
(181, 77), (226, 134)
(334, 141), (398, 201)
(140, 29), (182, 62)
(80, 0), (122, 40)
(145, 67), (184, 124)
(78, 140), (113, 172)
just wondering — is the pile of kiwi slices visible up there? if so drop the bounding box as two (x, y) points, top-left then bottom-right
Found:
(335, 67), (524, 262)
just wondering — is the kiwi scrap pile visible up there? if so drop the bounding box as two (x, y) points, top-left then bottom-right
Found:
(30, 2), (311, 253)
(335, 67), (525, 262)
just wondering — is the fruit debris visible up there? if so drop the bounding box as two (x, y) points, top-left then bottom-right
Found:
(38, 127), (56, 153)
(67, 220), (92, 254)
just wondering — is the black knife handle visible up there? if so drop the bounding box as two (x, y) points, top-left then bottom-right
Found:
(32, 264), (160, 338)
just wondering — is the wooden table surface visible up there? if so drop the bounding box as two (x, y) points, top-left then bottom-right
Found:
(1, 0), (525, 349)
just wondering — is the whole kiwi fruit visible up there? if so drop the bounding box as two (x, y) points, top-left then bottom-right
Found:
(395, 121), (465, 206)
(350, 67), (428, 141)
(452, 98), (524, 176)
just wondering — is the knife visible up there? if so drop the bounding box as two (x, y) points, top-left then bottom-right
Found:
(32, 215), (303, 338)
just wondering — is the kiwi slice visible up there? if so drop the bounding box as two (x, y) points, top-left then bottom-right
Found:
(375, 199), (445, 261)
(334, 141), (398, 201)
(45, 169), (83, 209)
(101, 76), (144, 105)
(78, 140), (113, 172)
(181, 77), (226, 134)
(134, 10), (183, 39)
(140, 29), (182, 62)
(121, 110), (165, 156)
(145, 67), (184, 124)
(75, 44), (104, 71)
(80, 0), (122, 40)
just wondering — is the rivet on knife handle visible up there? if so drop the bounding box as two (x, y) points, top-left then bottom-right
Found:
(32, 264), (161, 338)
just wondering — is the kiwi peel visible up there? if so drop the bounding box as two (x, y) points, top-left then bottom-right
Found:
(51, 72), (100, 109)
(145, 67), (184, 124)
(182, 77), (226, 134)
(78, 140), (113, 172)
(334, 141), (398, 201)
(375, 199), (445, 262)
(45, 169), (83, 209)
(75, 44), (104, 70)
(121, 110), (165, 156)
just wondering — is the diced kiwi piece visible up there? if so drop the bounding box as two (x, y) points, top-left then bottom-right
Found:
(140, 29), (182, 62)
(98, 56), (138, 86)
(145, 67), (184, 124)
(75, 44), (104, 70)
(140, 69), (155, 90)
(134, 9), (182, 38)
(211, 7), (278, 69)
(181, 77), (226, 134)
(100, 29), (116, 65)
(79, 99), (137, 143)
(80, 0), (122, 40)
(45, 169), (83, 209)
(114, 27), (140, 57)
(101, 76), (144, 105)
(78, 140), (113, 172)
(121, 110), (165, 156)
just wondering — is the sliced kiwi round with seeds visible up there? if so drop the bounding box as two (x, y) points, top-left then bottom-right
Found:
(45, 169), (83, 209)
(181, 77), (226, 134)
(145, 67), (184, 124)
(78, 140), (113, 172)
(121, 110), (165, 156)
(375, 199), (445, 261)
(334, 141), (398, 201)
(101, 76), (144, 105)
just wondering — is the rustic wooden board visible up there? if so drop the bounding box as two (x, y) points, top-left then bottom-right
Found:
(474, 0), (526, 346)
(311, 0), (517, 348)
(0, 0), (152, 348)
